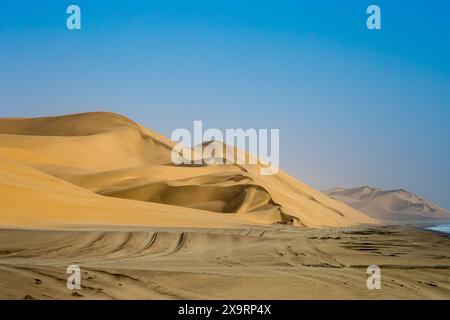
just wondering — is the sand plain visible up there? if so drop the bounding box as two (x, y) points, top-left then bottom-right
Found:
(0, 225), (449, 299)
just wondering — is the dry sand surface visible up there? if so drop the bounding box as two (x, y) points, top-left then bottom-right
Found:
(325, 186), (450, 222)
(0, 112), (374, 228)
(0, 112), (448, 299)
(0, 225), (449, 299)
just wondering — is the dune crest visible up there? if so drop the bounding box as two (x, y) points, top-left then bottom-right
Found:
(0, 112), (375, 228)
(325, 186), (450, 221)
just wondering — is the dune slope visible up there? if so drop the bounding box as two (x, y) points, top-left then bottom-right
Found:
(0, 112), (376, 228)
(325, 186), (450, 221)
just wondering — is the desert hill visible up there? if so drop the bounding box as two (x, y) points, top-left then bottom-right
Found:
(325, 186), (450, 221)
(0, 112), (376, 228)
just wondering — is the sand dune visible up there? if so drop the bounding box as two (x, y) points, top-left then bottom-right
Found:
(1, 112), (448, 300)
(0, 112), (375, 228)
(0, 156), (248, 229)
(0, 113), (173, 171)
(325, 186), (450, 222)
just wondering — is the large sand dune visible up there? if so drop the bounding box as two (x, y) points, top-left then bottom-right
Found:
(0, 112), (375, 228)
(325, 186), (450, 222)
(1, 113), (449, 300)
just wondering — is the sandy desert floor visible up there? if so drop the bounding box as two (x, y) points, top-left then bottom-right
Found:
(0, 224), (448, 300)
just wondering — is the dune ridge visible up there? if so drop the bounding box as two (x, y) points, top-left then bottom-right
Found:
(325, 186), (450, 221)
(0, 112), (376, 228)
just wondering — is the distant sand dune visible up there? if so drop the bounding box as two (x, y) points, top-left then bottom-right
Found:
(0, 112), (375, 228)
(325, 186), (450, 221)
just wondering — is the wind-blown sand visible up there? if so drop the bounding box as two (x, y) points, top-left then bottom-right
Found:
(0, 225), (448, 299)
(0, 112), (448, 299)
(0, 112), (374, 228)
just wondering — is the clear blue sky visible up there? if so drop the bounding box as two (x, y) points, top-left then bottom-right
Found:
(1, 1), (449, 208)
